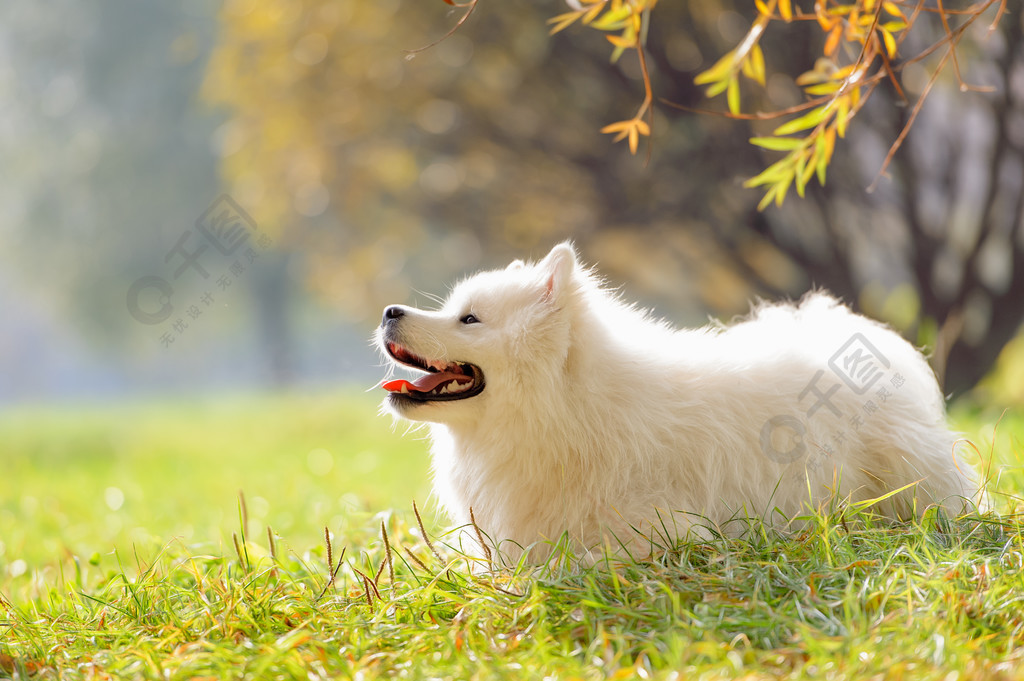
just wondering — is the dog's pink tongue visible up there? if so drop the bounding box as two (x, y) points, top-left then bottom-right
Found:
(382, 372), (471, 394)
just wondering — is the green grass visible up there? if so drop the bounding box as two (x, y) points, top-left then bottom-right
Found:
(0, 391), (433, 567)
(1, 394), (1022, 680)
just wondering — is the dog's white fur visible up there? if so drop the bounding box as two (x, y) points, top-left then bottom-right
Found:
(378, 243), (974, 561)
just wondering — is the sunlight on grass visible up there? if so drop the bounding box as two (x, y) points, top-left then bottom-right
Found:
(0, 391), (433, 568)
(0, 393), (1021, 679)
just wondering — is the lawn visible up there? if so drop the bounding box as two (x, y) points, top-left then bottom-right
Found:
(1, 392), (1022, 680)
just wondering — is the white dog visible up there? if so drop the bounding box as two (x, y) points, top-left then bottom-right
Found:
(377, 242), (974, 562)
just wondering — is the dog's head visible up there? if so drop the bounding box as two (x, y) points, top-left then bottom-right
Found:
(376, 242), (579, 423)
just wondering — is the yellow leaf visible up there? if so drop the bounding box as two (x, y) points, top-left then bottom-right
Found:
(748, 43), (766, 86)
(694, 51), (736, 86)
(705, 78), (730, 97)
(750, 136), (805, 151)
(741, 56), (755, 81)
(582, 2), (605, 24)
(773, 105), (827, 136)
(601, 118), (647, 154)
(882, 1), (906, 21)
(795, 151), (808, 197)
(630, 11), (642, 35)
(591, 5), (633, 30)
(796, 60), (836, 86)
(815, 138), (828, 186)
(606, 33), (637, 48)
(775, 174), (792, 206)
(836, 96), (849, 138)
(744, 159), (791, 188)
(548, 10), (584, 35)
(778, 0), (793, 22)
(881, 28), (897, 59)
(727, 76), (741, 114)
(823, 125), (836, 165)
(815, 5), (836, 31)
(824, 25), (842, 56)
(799, 149), (817, 191)
(833, 63), (857, 80)
(600, 120), (633, 134)
(757, 185), (778, 211)
(803, 82), (841, 96)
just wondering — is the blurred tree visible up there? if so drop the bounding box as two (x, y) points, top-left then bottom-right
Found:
(204, 0), (1021, 394)
(0, 0), (301, 387)
(550, 0), (1005, 210)
(0, 0), (221, 336)
(741, 7), (1024, 392)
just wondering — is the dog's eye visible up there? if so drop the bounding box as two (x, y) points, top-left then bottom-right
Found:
(460, 313), (481, 325)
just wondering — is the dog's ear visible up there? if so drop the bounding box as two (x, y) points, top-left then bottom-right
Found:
(538, 242), (577, 303)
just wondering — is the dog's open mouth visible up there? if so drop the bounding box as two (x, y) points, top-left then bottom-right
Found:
(382, 342), (485, 402)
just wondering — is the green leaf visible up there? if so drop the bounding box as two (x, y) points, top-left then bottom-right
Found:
(705, 78), (730, 98)
(750, 136), (805, 151)
(590, 5), (633, 30)
(799, 149), (817, 192)
(757, 185), (778, 211)
(695, 52), (735, 86)
(773, 106), (828, 136)
(815, 135), (829, 186)
(795, 153), (807, 197)
(775, 174), (792, 207)
(836, 96), (850, 138)
(744, 158), (792, 188)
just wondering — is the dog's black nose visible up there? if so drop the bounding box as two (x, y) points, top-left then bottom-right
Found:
(383, 305), (405, 325)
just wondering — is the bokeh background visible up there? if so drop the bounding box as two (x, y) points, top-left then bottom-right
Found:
(2, 0), (1022, 407)
(2, 0), (1022, 405)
